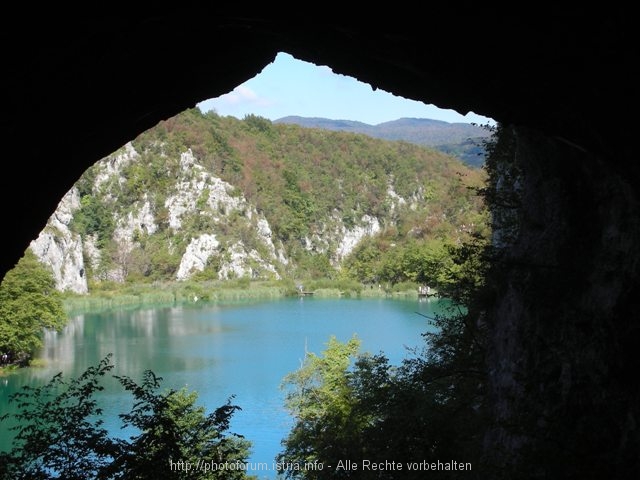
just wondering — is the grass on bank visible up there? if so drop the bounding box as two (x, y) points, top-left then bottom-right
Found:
(61, 277), (427, 315)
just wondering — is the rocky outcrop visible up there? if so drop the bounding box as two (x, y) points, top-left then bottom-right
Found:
(94, 142), (139, 192)
(164, 149), (284, 279)
(176, 233), (220, 280)
(335, 214), (381, 260)
(30, 188), (87, 294)
(217, 241), (281, 280)
(164, 150), (246, 230)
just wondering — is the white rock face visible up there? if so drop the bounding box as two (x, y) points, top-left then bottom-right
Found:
(113, 199), (157, 246)
(94, 142), (138, 191)
(165, 150), (246, 230)
(30, 188), (88, 293)
(217, 242), (280, 280)
(255, 217), (276, 256)
(176, 234), (220, 280)
(300, 184), (407, 263)
(335, 214), (381, 260)
(177, 235), (281, 281)
(165, 149), (282, 280)
(386, 184), (407, 212)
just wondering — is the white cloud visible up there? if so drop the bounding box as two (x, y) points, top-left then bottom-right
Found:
(218, 85), (273, 108)
(222, 85), (257, 104)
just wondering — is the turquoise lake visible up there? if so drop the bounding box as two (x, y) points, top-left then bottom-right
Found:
(0, 296), (444, 477)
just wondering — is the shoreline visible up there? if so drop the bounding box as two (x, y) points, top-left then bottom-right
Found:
(62, 280), (429, 316)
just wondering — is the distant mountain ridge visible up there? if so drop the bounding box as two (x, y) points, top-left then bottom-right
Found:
(274, 116), (491, 167)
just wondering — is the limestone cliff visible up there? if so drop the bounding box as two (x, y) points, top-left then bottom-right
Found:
(30, 188), (87, 294)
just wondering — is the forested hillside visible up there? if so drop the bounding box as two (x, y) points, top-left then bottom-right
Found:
(274, 116), (491, 167)
(30, 108), (488, 293)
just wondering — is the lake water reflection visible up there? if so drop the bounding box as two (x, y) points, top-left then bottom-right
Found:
(1, 296), (443, 477)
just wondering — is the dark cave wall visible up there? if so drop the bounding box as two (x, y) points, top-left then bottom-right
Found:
(484, 126), (640, 478)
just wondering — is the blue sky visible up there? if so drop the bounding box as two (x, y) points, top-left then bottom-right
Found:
(197, 52), (494, 126)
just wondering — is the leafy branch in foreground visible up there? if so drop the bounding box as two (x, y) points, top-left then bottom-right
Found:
(0, 355), (116, 479)
(0, 354), (252, 480)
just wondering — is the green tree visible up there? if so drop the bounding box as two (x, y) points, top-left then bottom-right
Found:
(279, 330), (487, 480)
(342, 240), (383, 284)
(0, 354), (253, 480)
(0, 355), (117, 479)
(71, 194), (115, 248)
(243, 114), (273, 135)
(278, 336), (371, 479)
(0, 249), (66, 364)
(376, 238), (453, 287)
(107, 371), (251, 479)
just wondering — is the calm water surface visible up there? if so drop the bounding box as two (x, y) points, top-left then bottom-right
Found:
(1, 296), (443, 477)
